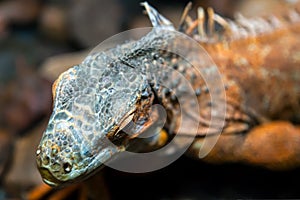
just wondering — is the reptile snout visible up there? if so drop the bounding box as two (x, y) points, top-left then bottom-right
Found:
(36, 145), (73, 173)
(36, 123), (86, 185)
(36, 139), (74, 185)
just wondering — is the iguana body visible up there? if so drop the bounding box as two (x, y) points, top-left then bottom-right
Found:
(36, 2), (300, 186)
(190, 13), (300, 169)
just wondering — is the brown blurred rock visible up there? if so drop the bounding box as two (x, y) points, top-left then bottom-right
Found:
(39, 50), (90, 81)
(0, 0), (41, 26)
(27, 173), (110, 200)
(39, 5), (69, 42)
(0, 0), (41, 37)
(3, 120), (46, 197)
(0, 129), (14, 182)
(0, 57), (52, 132)
(68, 0), (123, 47)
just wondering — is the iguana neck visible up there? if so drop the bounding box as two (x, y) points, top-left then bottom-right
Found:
(110, 29), (198, 137)
(120, 29), (221, 138)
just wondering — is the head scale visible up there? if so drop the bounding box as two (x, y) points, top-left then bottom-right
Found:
(36, 53), (151, 186)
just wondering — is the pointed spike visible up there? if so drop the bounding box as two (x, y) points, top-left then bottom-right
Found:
(268, 15), (282, 28)
(288, 9), (300, 22)
(213, 13), (232, 35)
(186, 15), (193, 25)
(227, 20), (241, 40)
(186, 20), (199, 35)
(207, 7), (215, 37)
(236, 13), (257, 36)
(178, 2), (193, 31)
(256, 18), (273, 32)
(237, 13), (273, 35)
(197, 7), (206, 38)
(141, 2), (174, 30)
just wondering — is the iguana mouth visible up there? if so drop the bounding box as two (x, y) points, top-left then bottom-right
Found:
(39, 168), (64, 187)
(116, 104), (168, 152)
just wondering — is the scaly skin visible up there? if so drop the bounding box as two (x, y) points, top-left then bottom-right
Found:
(189, 20), (300, 169)
(36, 2), (300, 186)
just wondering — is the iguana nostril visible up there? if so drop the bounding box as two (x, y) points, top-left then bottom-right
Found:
(36, 148), (41, 156)
(63, 162), (72, 173)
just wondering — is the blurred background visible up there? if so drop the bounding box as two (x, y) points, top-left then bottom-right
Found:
(0, 0), (299, 199)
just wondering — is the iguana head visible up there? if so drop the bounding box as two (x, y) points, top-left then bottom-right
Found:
(36, 2), (177, 187)
(36, 53), (155, 186)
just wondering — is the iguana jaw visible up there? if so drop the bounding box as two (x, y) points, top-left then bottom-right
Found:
(107, 88), (167, 151)
(38, 144), (120, 187)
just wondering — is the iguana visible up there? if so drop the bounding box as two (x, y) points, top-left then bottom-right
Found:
(36, 2), (300, 186)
